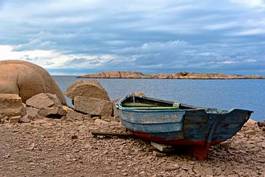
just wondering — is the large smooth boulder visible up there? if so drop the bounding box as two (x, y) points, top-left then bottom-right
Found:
(0, 60), (66, 104)
(65, 80), (110, 101)
(74, 96), (113, 118)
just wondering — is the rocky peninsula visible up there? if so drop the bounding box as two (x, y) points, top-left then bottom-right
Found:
(79, 71), (265, 79)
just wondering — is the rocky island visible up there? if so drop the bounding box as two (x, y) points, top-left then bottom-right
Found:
(79, 71), (265, 79)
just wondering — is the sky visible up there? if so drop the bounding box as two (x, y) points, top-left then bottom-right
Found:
(0, 0), (265, 75)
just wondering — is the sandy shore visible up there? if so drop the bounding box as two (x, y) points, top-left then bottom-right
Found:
(0, 118), (264, 177)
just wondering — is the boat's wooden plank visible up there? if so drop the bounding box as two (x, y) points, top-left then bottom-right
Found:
(151, 142), (175, 152)
(119, 110), (185, 124)
(183, 110), (209, 140)
(91, 131), (134, 139)
(121, 120), (183, 133)
(184, 110), (208, 123)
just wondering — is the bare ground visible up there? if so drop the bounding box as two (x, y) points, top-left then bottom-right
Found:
(0, 118), (265, 177)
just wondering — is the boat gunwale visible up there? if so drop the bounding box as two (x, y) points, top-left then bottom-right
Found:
(117, 106), (252, 116)
(116, 95), (253, 115)
(116, 105), (204, 112)
(120, 117), (183, 125)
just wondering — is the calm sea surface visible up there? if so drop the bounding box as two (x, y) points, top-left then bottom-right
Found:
(53, 76), (265, 121)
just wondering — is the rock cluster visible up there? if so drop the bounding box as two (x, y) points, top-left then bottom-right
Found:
(79, 71), (265, 79)
(0, 79), (115, 123)
(0, 93), (67, 124)
(66, 80), (113, 120)
(0, 60), (116, 123)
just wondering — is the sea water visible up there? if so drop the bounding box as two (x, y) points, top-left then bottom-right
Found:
(54, 76), (265, 121)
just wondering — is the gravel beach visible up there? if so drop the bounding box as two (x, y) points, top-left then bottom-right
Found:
(0, 118), (264, 177)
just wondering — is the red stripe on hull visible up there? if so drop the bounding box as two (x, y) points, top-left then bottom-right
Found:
(132, 131), (222, 160)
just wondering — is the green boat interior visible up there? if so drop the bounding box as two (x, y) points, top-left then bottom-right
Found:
(120, 95), (231, 113)
(121, 96), (195, 110)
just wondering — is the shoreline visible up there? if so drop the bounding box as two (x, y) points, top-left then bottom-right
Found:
(77, 77), (265, 80)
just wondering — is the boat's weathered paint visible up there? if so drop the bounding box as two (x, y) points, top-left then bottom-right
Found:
(207, 109), (251, 142)
(116, 95), (252, 160)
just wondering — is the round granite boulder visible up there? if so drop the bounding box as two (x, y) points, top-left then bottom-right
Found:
(0, 60), (66, 104)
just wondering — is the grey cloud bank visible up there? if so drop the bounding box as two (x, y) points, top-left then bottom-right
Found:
(0, 0), (264, 75)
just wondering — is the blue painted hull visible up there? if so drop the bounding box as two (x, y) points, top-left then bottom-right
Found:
(116, 95), (252, 146)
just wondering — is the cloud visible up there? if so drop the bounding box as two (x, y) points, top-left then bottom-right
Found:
(230, 0), (265, 8)
(204, 22), (239, 30)
(0, 0), (264, 74)
(235, 28), (265, 36)
(0, 44), (115, 69)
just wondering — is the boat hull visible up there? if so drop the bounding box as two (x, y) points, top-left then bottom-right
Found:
(117, 97), (252, 160)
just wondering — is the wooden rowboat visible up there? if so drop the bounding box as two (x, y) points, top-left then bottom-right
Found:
(116, 94), (253, 160)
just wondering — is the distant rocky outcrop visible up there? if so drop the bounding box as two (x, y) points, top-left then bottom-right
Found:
(79, 71), (265, 79)
(79, 71), (146, 79)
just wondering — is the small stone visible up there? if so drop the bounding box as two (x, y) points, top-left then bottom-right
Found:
(9, 116), (21, 123)
(261, 142), (265, 149)
(165, 164), (180, 171)
(257, 121), (265, 127)
(71, 135), (78, 140)
(152, 151), (166, 157)
(25, 107), (40, 120)
(3, 154), (10, 159)
(65, 109), (90, 121)
(122, 172), (128, 176)
(39, 106), (66, 118)
(244, 129), (256, 135)
(94, 118), (108, 126)
(19, 115), (31, 123)
(29, 143), (35, 150)
(139, 171), (146, 175)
